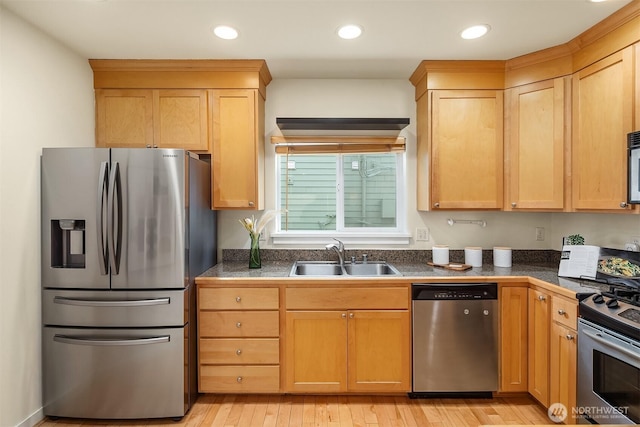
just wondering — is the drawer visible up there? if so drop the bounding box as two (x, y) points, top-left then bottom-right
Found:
(551, 296), (577, 329)
(286, 287), (409, 310)
(199, 311), (279, 337)
(200, 338), (279, 364)
(199, 287), (279, 310)
(199, 365), (280, 393)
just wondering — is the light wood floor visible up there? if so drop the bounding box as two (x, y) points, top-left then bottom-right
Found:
(38, 394), (555, 427)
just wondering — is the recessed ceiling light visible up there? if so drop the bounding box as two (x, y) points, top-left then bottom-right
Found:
(460, 24), (491, 40)
(337, 24), (363, 40)
(213, 25), (238, 40)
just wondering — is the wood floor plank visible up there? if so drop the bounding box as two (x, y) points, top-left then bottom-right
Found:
(36, 394), (556, 427)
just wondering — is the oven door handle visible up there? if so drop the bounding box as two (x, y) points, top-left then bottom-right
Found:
(53, 335), (170, 346)
(583, 329), (640, 362)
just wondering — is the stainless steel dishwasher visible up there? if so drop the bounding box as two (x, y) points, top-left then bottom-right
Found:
(411, 283), (498, 397)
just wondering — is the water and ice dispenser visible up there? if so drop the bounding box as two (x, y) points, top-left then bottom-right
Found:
(50, 219), (85, 268)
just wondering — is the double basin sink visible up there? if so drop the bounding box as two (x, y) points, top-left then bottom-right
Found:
(289, 260), (401, 277)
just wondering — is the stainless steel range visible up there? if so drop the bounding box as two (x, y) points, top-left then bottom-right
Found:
(577, 281), (640, 425)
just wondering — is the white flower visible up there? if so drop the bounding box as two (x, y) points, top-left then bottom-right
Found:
(239, 210), (283, 239)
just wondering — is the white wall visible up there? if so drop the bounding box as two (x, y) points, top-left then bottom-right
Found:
(0, 7), (94, 427)
(219, 78), (640, 252)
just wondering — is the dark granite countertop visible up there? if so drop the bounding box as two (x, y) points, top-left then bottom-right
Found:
(197, 251), (609, 296)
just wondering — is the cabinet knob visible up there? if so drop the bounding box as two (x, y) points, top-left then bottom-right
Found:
(434, 202), (440, 208)
(236, 349), (242, 356)
(236, 322), (242, 328)
(538, 295), (546, 301)
(236, 296), (242, 303)
(565, 334), (574, 341)
(620, 202), (628, 208)
(557, 309), (565, 316)
(236, 376), (243, 383)
(349, 313), (354, 319)
(341, 313), (347, 319)
(511, 202), (517, 208)
(248, 201), (255, 207)
(146, 144), (152, 148)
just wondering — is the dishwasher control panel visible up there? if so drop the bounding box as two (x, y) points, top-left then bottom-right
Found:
(412, 283), (497, 300)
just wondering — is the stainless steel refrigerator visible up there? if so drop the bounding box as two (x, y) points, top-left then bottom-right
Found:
(41, 148), (216, 420)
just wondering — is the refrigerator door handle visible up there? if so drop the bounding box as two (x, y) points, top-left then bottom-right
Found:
(107, 161), (123, 275)
(96, 161), (109, 275)
(53, 296), (171, 307)
(53, 335), (170, 347)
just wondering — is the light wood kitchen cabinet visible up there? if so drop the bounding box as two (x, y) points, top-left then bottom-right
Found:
(95, 89), (209, 151)
(499, 285), (528, 392)
(550, 296), (578, 425)
(429, 89), (504, 209)
(572, 45), (636, 212)
(198, 286), (280, 393)
(505, 77), (569, 211)
(528, 287), (551, 407)
(284, 286), (410, 393)
(210, 89), (265, 210)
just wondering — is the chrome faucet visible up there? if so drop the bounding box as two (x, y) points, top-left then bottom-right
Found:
(325, 238), (345, 267)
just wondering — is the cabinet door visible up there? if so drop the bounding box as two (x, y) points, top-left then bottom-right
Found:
(154, 90), (208, 151)
(347, 310), (410, 392)
(572, 46), (635, 212)
(550, 322), (577, 424)
(430, 90), (504, 209)
(96, 89), (153, 148)
(499, 286), (528, 392)
(285, 311), (347, 393)
(528, 288), (550, 407)
(210, 89), (261, 209)
(506, 78), (567, 211)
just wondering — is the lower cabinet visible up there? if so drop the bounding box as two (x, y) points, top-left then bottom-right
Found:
(198, 286), (280, 393)
(499, 285), (528, 392)
(528, 287), (551, 407)
(284, 287), (411, 393)
(549, 295), (578, 425)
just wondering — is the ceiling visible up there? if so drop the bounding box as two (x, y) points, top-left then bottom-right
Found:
(1, 0), (634, 79)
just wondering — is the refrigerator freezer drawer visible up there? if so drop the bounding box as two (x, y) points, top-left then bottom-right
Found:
(43, 288), (188, 327)
(43, 325), (189, 419)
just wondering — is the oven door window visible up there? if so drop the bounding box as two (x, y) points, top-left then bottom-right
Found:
(593, 350), (640, 423)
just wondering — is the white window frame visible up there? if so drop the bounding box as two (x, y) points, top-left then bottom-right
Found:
(271, 152), (410, 246)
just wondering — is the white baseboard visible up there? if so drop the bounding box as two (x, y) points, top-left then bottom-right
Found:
(16, 408), (44, 427)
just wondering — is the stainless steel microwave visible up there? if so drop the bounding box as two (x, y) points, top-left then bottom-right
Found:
(629, 131), (640, 204)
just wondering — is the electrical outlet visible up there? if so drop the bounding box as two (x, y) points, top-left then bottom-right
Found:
(416, 228), (429, 241)
(535, 227), (545, 241)
(259, 231), (266, 241)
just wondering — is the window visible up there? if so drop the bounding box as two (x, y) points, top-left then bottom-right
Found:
(273, 152), (408, 244)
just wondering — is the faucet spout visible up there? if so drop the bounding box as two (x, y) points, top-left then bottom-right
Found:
(325, 238), (345, 267)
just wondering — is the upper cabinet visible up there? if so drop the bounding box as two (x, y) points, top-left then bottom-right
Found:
(410, 1), (640, 213)
(90, 60), (272, 210)
(96, 89), (208, 150)
(572, 46), (635, 212)
(504, 77), (569, 211)
(210, 89), (264, 210)
(410, 61), (505, 211)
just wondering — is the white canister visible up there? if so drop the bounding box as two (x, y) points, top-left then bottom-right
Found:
(432, 245), (449, 265)
(464, 247), (483, 267)
(494, 247), (512, 268)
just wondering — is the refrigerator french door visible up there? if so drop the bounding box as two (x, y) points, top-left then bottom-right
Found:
(41, 148), (216, 419)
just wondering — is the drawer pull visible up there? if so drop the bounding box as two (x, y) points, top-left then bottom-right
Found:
(557, 309), (566, 316)
(349, 313), (354, 319)
(237, 376), (243, 383)
(538, 295), (546, 301)
(566, 334), (574, 341)
(236, 349), (242, 356)
(236, 322), (242, 328)
(341, 313), (347, 319)
(236, 296), (242, 303)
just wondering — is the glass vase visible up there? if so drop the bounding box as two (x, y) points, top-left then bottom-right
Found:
(249, 234), (261, 269)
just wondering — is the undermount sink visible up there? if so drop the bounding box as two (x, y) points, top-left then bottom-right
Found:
(289, 261), (401, 277)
